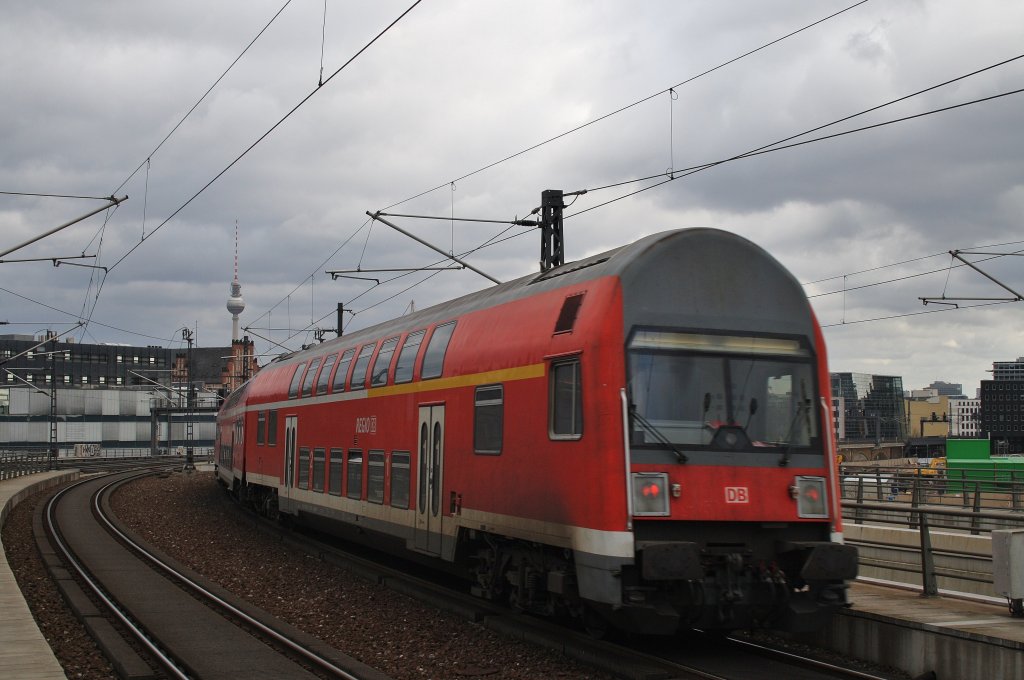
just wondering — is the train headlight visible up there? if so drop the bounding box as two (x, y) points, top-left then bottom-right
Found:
(632, 472), (670, 516)
(792, 476), (828, 518)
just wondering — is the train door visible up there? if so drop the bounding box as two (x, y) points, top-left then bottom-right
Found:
(414, 404), (444, 555)
(282, 416), (297, 498)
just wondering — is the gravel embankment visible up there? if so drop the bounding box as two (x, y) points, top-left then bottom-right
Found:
(3, 471), (613, 679)
(2, 485), (117, 679)
(114, 470), (614, 680)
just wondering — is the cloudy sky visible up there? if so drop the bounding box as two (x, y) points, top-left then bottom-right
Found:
(2, 0), (1022, 395)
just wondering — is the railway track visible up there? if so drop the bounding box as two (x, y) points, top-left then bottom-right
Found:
(39, 470), (388, 680)
(217, 491), (903, 680)
(31, 469), (900, 680)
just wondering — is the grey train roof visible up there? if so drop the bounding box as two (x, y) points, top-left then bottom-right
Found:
(272, 228), (817, 367)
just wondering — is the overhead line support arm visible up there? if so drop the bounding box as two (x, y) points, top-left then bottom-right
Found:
(366, 211), (501, 285)
(949, 249), (1024, 301)
(0, 195), (127, 259)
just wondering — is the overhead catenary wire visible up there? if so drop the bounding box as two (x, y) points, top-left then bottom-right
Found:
(311, 33), (1023, 351)
(69, 0), (856, 353)
(568, 85), (1024, 219)
(0, 284), (188, 344)
(382, 0), (870, 212)
(58, 0), (423, 349)
(257, 222), (535, 351)
(14, 0), (1015, 352)
(807, 247), (1024, 299)
(109, 0), (297, 198)
(104, 0), (423, 275)
(820, 298), (1019, 328)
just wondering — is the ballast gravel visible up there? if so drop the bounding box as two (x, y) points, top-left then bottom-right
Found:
(109, 470), (613, 680)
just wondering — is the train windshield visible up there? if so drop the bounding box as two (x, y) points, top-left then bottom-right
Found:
(627, 330), (819, 452)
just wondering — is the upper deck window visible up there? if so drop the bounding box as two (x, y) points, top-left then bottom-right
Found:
(301, 357), (321, 397)
(370, 337), (400, 387)
(287, 362), (307, 399)
(316, 353), (338, 394)
(421, 321), (456, 379)
(394, 330), (425, 383)
(350, 343), (377, 390)
(331, 348), (355, 393)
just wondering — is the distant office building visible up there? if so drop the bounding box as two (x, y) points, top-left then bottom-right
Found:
(991, 358), (1024, 382)
(949, 397), (981, 438)
(831, 396), (846, 442)
(926, 380), (965, 398)
(831, 372), (907, 443)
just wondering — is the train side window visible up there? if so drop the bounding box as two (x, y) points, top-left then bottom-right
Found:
(554, 292), (585, 334)
(346, 449), (363, 499)
(298, 447), (310, 489)
(316, 353), (338, 395)
(421, 321), (456, 379)
(301, 357), (321, 397)
(267, 410), (278, 446)
(312, 448), (326, 492)
(550, 359), (583, 439)
(256, 411), (265, 445)
(328, 448), (343, 496)
(393, 330), (424, 383)
(390, 451), (410, 508)
(350, 343), (377, 390)
(367, 451), (385, 503)
(370, 337), (400, 387)
(474, 384), (503, 454)
(288, 362), (307, 398)
(331, 348), (355, 393)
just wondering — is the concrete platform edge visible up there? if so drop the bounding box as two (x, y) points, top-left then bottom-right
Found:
(796, 604), (1023, 680)
(1, 470), (80, 680)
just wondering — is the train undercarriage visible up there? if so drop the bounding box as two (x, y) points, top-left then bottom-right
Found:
(467, 525), (856, 636)
(220, 475), (855, 637)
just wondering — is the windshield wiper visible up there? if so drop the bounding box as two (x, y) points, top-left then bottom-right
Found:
(779, 380), (811, 467)
(630, 405), (688, 463)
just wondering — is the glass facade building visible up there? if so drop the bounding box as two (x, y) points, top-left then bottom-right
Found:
(830, 372), (907, 443)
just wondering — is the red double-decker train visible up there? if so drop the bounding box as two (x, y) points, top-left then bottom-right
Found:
(216, 228), (856, 635)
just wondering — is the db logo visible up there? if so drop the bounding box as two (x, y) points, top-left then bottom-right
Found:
(725, 486), (749, 503)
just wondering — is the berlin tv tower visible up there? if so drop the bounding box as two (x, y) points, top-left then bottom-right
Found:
(226, 222), (245, 342)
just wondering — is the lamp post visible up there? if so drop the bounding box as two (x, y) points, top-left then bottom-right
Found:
(183, 328), (195, 471)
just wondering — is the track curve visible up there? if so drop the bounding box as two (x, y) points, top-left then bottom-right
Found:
(44, 470), (387, 680)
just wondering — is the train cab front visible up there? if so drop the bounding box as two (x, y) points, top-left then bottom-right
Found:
(603, 328), (857, 635)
